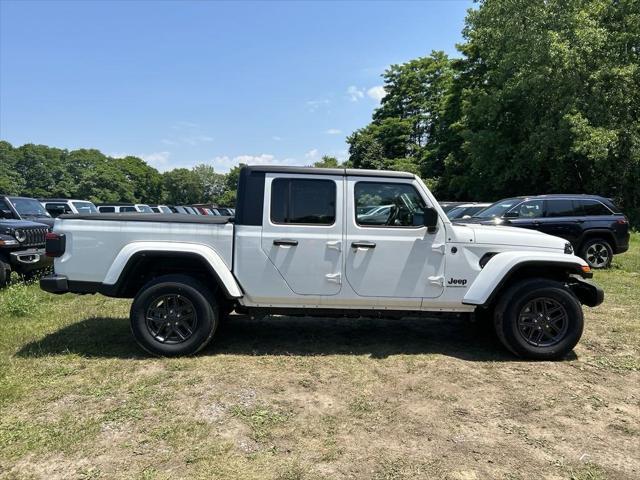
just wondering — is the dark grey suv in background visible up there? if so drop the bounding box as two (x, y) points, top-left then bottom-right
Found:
(460, 194), (630, 268)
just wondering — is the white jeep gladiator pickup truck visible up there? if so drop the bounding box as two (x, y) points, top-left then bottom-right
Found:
(41, 166), (603, 359)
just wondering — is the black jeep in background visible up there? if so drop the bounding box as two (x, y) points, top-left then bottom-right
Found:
(460, 194), (630, 269)
(0, 218), (51, 287)
(1, 195), (54, 228)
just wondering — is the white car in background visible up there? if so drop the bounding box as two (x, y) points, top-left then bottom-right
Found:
(40, 198), (98, 217)
(96, 203), (154, 213)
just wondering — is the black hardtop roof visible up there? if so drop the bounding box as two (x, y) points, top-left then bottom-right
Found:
(242, 165), (415, 179)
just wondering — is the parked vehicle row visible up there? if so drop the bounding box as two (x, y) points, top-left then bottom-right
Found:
(0, 193), (235, 288)
(95, 203), (235, 216)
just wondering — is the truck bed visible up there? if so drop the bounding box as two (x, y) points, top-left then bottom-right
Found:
(53, 214), (234, 284)
(59, 213), (232, 224)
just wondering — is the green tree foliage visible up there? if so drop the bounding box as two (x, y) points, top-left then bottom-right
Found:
(312, 156), (340, 168)
(113, 156), (164, 203)
(347, 51), (455, 180)
(162, 168), (202, 205)
(192, 164), (226, 203)
(452, 0), (640, 223)
(349, 0), (640, 224)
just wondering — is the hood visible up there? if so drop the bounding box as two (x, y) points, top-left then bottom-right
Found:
(0, 219), (50, 234)
(18, 215), (54, 228)
(453, 223), (567, 251)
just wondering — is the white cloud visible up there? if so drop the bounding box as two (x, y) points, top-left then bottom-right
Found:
(305, 148), (319, 159)
(140, 151), (171, 170)
(325, 128), (342, 135)
(163, 122), (214, 146)
(272, 136), (282, 141)
(209, 154), (298, 173)
(367, 85), (386, 102)
(347, 85), (364, 102)
(306, 99), (330, 112)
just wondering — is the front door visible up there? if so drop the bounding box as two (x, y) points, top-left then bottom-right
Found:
(261, 173), (343, 296)
(345, 177), (446, 299)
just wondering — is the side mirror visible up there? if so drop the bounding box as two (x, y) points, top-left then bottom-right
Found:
(504, 210), (519, 218)
(0, 209), (13, 219)
(423, 207), (439, 233)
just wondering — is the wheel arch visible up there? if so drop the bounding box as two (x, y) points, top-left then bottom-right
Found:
(578, 229), (617, 251)
(463, 252), (589, 308)
(102, 242), (243, 300)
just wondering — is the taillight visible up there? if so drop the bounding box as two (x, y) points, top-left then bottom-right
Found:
(45, 232), (66, 257)
(616, 217), (628, 225)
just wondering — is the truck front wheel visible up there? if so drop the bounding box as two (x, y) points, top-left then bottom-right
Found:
(493, 278), (584, 360)
(130, 274), (218, 356)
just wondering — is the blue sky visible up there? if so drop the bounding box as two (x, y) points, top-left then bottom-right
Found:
(0, 0), (472, 172)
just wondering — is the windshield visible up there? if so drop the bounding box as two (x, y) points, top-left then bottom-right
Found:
(8, 197), (50, 217)
(72, 201), (97, 214)
(473, 199), (520, 218)
(136, 205), (153, 213)
(446, 206), (469, 219)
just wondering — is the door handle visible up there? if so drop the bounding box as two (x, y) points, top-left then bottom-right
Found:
(575, 219), (585, 223)
(351, 241), (376, 249)
(273, 239), (298, 246)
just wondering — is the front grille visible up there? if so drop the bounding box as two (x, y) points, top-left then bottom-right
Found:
(23, 227), (48, 247)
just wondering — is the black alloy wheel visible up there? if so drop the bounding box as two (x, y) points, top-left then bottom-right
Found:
(517, 297), (569, 348)
(145, 294), (198, 344)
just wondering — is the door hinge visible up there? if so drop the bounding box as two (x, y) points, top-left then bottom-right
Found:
(428, 275), (445, 287)
(431, 243), (446, 254)
(325, 272), (342, 284)
(326, 240), (342, 251)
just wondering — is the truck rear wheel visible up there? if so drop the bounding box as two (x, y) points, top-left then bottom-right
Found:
(130, 274), (218, 356)
(493, 278), (584, 360)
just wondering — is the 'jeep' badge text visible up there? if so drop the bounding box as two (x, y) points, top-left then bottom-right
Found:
(447, 278), (468, 287)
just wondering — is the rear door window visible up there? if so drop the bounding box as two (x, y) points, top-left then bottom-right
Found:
(576, 200), (611, 216)
(271, 178), (336, 225)
(545, 199), (575, 217)
(120, 206), (136, 212)
(99, 206), (115, 213)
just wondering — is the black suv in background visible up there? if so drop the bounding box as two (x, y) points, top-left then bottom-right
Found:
(0, 218), (51, 287)
(1, 195), (54, 228)
(461, 194), (630, 268)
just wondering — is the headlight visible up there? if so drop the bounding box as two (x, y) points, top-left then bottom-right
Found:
(564, 242), (574, 254)
(14, 229), (27, 243)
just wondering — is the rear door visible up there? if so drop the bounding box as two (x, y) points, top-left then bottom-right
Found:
(345, 177), (446, 299)
(543, 199), (582, 244)
(261, 173), (343, 296)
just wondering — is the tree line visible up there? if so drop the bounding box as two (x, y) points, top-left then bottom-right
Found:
(0, 141), (239, 206)
(1, 0), (638, 224)
(347, 0), (640, 226)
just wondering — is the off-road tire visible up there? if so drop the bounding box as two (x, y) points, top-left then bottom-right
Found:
(493, 278), (583, 360)
(580, 238), (613, 269)
(130, 274), (218, 356)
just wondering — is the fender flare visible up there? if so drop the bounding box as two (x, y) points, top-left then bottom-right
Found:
(104, 241), (243, 298)
(462, 251), (588, 306)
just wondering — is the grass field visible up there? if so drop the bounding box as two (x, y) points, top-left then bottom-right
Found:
(1, 236), (638, 480)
